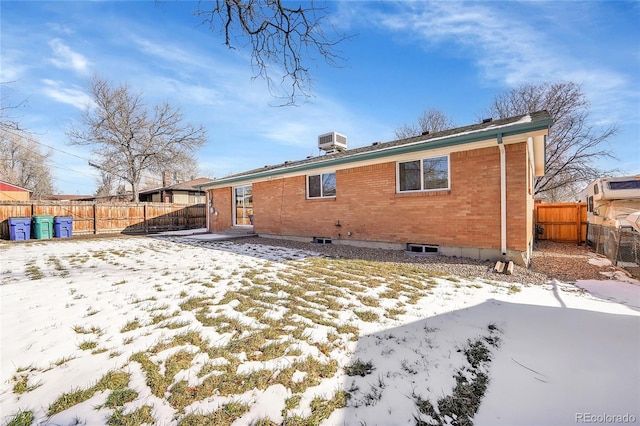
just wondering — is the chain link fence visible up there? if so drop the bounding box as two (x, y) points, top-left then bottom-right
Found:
(587, 224), (640, 278)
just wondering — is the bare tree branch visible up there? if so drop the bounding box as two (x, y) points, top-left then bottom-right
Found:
(194, 0), (349, 106)
(395, 108), (456, 139)
(1, 81), (29, 132)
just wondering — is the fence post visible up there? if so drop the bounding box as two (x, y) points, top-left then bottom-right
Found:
(613, 228), (622, 267)
(144, 204), (148, 233)
(93, 203), (97, 234)
(576, 204), (581, 244)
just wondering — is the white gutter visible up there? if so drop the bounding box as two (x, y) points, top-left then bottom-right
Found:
(498, 134), (507, 256)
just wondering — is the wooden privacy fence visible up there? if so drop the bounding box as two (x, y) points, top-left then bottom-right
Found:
(0, 201), (206, 240)
(534, 202), (587, 243)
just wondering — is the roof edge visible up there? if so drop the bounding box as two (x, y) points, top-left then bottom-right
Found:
(202, 112), (552, 188)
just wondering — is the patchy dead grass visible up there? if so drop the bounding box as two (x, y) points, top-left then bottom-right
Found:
(6, 239), (499, 425)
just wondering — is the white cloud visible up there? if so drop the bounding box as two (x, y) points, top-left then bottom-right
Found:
(41, 79), (94, 110)
(365, 1), (636, 123)
(0, 51), (28, 82)
(256, 98), (363, 148)
(146, 76), (226, 107)
(123, 30), (381, 153)
(126, 35), (266, 105)
(46, 23), (75, 36)
(131, 37), (197, 66)
(373, 2), (556, 84)
(48, 38), (91, 75)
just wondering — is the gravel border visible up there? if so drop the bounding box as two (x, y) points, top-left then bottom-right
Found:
(232, 236), (553, 286)
(530, 240), (624, 282)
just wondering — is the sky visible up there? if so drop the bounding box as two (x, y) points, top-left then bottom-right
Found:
(1, 233), (639, 424)
(1, 1), (639, 196)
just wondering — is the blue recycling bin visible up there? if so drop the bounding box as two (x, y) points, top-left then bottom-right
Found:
(8, 217), (31, 241)
(54, 216), (73, 238)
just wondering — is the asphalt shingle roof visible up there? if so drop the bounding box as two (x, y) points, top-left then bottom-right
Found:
(204, 110), (551, 186)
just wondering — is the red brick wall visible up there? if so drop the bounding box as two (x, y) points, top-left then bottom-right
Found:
(209, 187), (233, 231)
(210, 142), (531, 251)
(505, 143), (528, 250)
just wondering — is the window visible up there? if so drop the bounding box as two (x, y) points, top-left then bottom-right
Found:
(608, 180), (640, 190)
(398, 156), (449, 192)
(399, 161), (421, 191)
(234, 185), (253, 226)
(307, 172), (336, 198)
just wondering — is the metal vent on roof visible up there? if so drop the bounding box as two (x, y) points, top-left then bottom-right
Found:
(482, 118), (493, 123)
(319, 135), (332, 144)
(318, 132), (347, 152)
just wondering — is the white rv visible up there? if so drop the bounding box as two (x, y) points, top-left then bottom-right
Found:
(581, 175), (640, 231)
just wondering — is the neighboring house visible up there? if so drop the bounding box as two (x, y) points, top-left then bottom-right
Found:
(39, 194), (135, 202)
(139, 177), (212, 204)
(201, 111), (552, 266)
(40, 194), (95, 202)
(0, 180), (31, 201)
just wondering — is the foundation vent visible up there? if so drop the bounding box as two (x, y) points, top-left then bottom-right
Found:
(406, 243), (439, 255)
(313, 237), (333, 244)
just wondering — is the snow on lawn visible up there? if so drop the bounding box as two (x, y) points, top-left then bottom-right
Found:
(1, 236), (638, 426)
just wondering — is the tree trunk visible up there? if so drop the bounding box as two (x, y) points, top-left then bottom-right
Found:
(131, 182), (139, 202)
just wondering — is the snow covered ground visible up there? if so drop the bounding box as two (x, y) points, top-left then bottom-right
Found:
(1, 235), (638, 425)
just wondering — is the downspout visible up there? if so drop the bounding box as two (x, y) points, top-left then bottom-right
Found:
(498, 134), (507, 256)
(527, 136), (535, 261)
(205, 190), (210, 232)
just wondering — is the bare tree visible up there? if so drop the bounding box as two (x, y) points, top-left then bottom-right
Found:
(94, 170), (119, 198)
(0, 129), (56, 198)
(484, 81), (618, 201)
(0, 83), (55, 198)
(194, 0), (348, 105)
(395, 108), (455, 139)
(68, 76), (207, 202)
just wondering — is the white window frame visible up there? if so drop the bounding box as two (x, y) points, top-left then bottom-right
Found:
(396, 155), (450, 193)
(307, 172), (336, 199)
(233, 184), (253, 227)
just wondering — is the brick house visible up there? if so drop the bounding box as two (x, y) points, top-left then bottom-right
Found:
(201, 111), (551, 266)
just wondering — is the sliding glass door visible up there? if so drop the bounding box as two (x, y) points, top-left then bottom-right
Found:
(234, 185), (253, 226)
